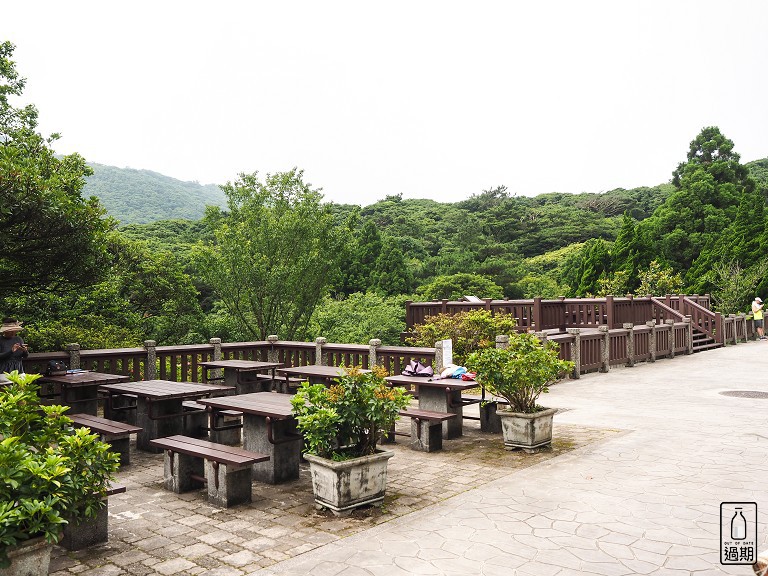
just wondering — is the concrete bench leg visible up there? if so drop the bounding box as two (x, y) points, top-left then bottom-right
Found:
(410, 419), (443, 452)
(105, 394), (137, 425)
(479, 402), (503, 434)
(210, 413), (242, 446)
(183, 409), (209, 438)
(105, 434), (131, 465)
(206, 461), (253, 507)
(164, 451), (204, 493)
(381, 423), (396, 444)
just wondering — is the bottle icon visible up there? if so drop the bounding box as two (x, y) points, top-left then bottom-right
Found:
(731, 507), (747, 540)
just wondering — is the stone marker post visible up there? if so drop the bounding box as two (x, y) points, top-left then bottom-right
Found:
(434, 339), (453, 373)
(66, 343), (80, 370)
(144, 340), (157, 380)
(209, 338), (222, 381)
(315, 337), (327, 366)
(623, 323), (635, 367)
(566, 328), (581, 378)
(368, 339), (381, 369)
(599, 325), (610, 373)
(665, 319), (675, 358)
(646, 321), (656, 362)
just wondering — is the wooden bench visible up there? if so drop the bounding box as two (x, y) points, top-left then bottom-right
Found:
(182, 400), (243, 445)
(149, 435), (270, 507)
(69, 413), (142, 465)
(390, 409), (456, 452)
(60, 483), (126, 551)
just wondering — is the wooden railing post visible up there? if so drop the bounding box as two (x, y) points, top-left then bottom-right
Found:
(606, 295), (614, 329)
(434, 339), (453, 372)
(728, 314), (738, 345)
(715, 312), (723, 344)
(533, 297), (542, 331)
(566, 328), (581, 379)
(315, 337), (327, 366)
(144, 340), (157, 380)
(65, 343), (81, 370)
(646, 321), (656, 362)
(441, 299), (448, 314)
(739, 314), (748, 343)
(368, 339), (381, 369)
(599, 326), (610, 373)
(495, 335), (509, 349)
(623, 323), (635, 367)
(665, 320), (675, 358)
(405, 300), (413, 330)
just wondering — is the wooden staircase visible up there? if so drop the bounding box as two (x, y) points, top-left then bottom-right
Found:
(691, 329), (721, 352)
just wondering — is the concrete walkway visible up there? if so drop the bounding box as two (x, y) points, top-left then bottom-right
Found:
(257, 341), (768, 576)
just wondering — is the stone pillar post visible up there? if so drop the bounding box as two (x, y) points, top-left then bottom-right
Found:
(665, 319), (675, 358)
(315, 337), (327, 366)
(599, 325), (610, 373)
(646, 321), (656, 362)
(566, 328), (581, 379)
(495, 335), (509, 349)
(623, 323), (635, 367)
(434, 339), (453, 373)
(368, 339), (381, 369)
(144, 340), (157, 380)
(684, 316), (693, 354)
(66, 343), (81, 370)
(267, 335), (279, 363)
(209, 338), (222, 381)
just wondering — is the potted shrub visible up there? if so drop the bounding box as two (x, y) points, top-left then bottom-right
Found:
(290, 366), (410, 516)
(0, 372), (120, 574)
(467, 333), (573, 453)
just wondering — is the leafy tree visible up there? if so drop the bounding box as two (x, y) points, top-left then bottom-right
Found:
(307, 292), (407, 345)
(342, 217), (381, 295)
(417, 273), (503, 301)
(636, 260), (683, 296)
(647, 127), (757, 290)
(574, 239), (611, 296)
(709, 259), (768, 315)
(372, 237), (414, 296)
(195, 169), (350, 340)
(0, 41), (113, 307)
(406, 309), (517, 365)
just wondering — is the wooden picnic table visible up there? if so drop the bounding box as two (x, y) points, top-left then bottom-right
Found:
(98, 380), (234, 453)
(197, 392), (301, 484)
(198, 359), (283, 394)
(384, 375), (480, 439)
(275, 365), (371, 391)
(38, 370), (130, 415)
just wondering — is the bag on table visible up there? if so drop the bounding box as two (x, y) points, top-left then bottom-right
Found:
(401, 360), (434, 377)
(46, 359), (68, 376)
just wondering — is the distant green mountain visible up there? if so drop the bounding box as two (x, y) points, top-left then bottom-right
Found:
(82, 163), (226, 224)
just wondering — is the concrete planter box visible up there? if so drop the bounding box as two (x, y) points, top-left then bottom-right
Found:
(0, 536), (52, 576)
(498, 407), (556, 453)
(304, 450), (394, 516)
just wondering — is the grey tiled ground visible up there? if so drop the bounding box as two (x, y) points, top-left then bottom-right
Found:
(52, 341), (768, 575)
(50, 398), (613, 575)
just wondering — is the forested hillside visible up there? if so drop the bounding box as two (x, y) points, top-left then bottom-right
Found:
(83, 163), (226, 223)
(4, 42), (768, 352)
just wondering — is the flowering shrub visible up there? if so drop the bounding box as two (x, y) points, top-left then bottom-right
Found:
(290, 365), (410, 460)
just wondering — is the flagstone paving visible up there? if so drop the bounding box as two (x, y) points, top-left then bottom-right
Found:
(51, 341), (768, 575)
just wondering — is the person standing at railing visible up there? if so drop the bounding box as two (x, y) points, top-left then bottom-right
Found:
(752, 297), (765, 340)
(0, 318), (28, 374)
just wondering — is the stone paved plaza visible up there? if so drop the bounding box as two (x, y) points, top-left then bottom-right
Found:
(51, 341), (768, 575)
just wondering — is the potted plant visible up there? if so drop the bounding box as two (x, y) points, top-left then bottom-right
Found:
(290, 365), (410, 516)
(0, 372), (120, 574)
(467, 333), (573, 453)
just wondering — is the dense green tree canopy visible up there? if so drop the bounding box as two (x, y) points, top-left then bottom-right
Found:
(0, 42), (113, 307)
(195, 169), (350, 340)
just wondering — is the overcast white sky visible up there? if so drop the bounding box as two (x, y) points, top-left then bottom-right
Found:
(3, 1), (767, 206)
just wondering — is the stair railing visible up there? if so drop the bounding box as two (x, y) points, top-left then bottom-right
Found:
(656, 296), (722, 345)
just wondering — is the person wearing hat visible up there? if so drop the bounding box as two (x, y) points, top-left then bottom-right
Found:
(752, 297), (765, 340)
(0, 318), (28, 374)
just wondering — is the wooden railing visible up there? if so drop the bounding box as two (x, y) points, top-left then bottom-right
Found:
(405, 294), (713, 333)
